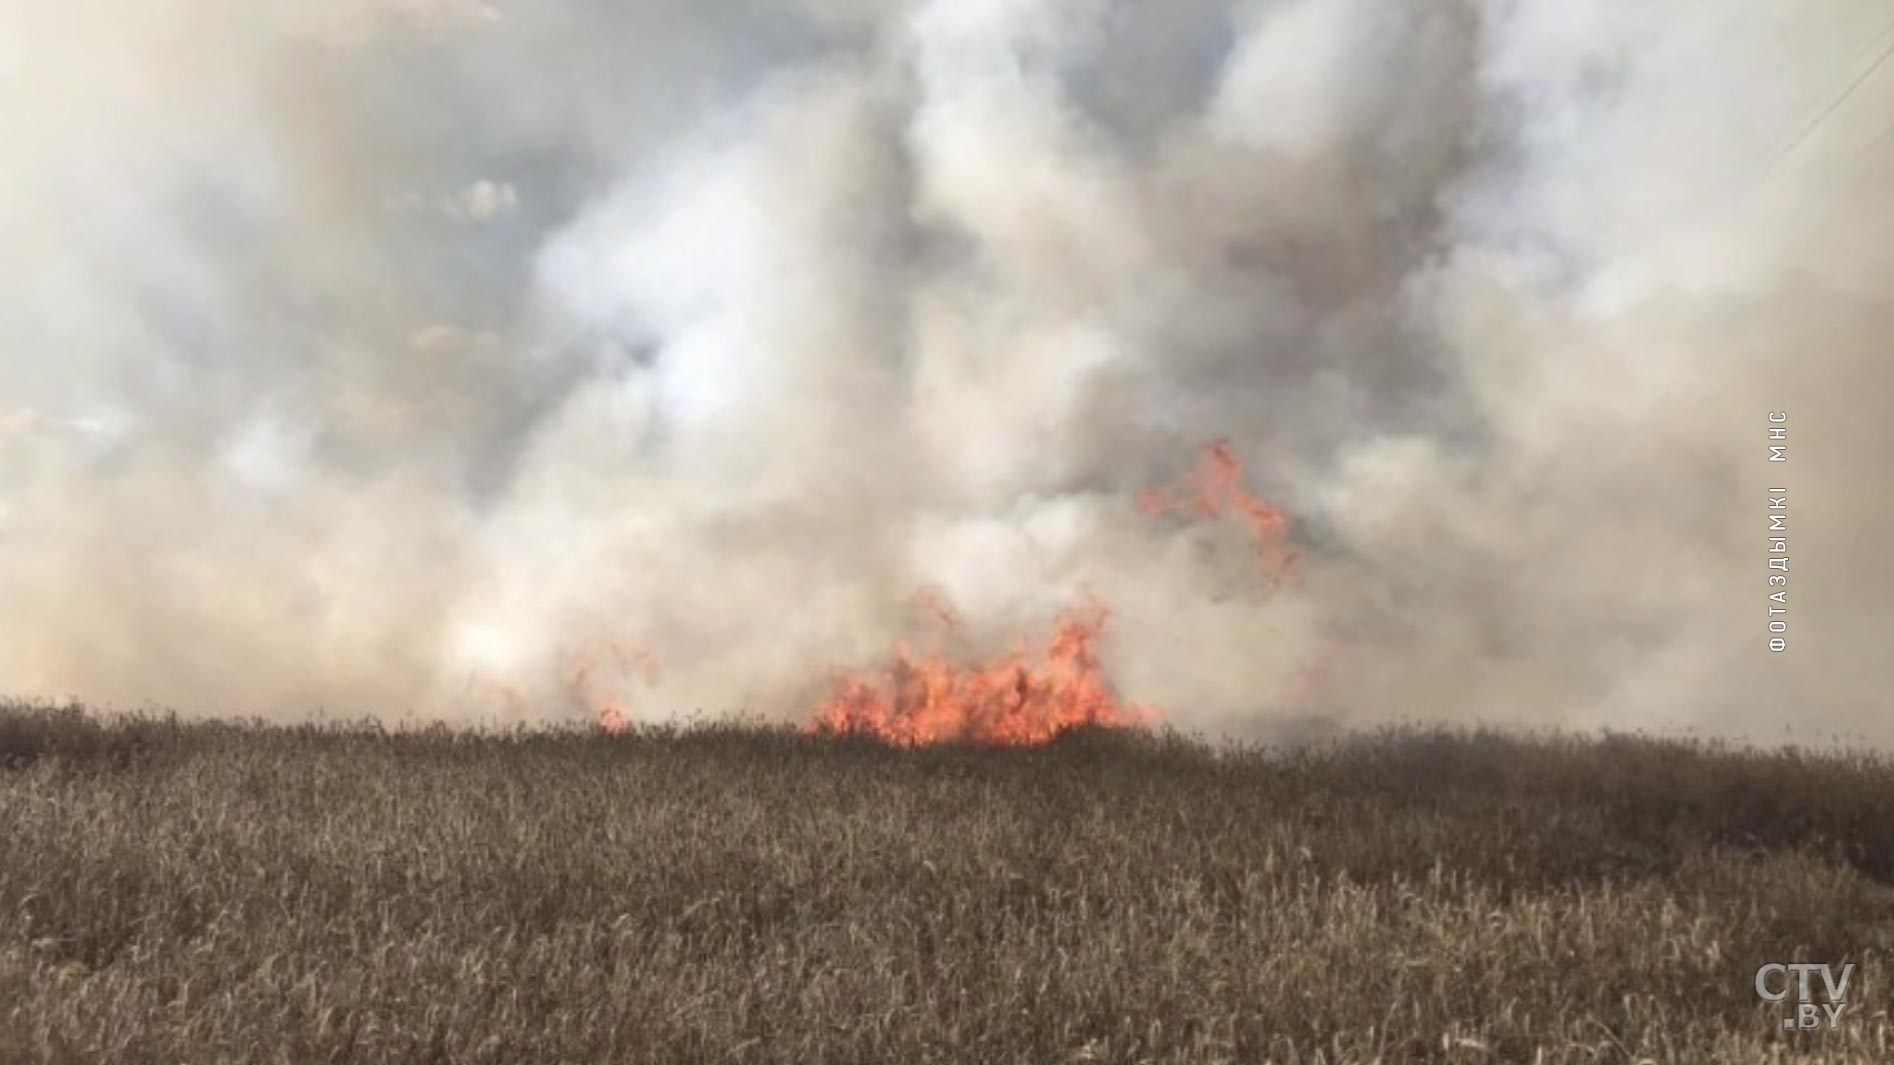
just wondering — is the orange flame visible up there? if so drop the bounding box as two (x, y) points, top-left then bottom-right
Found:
(807, 598), (1150, 747)
(1139, 438), (1298, 582)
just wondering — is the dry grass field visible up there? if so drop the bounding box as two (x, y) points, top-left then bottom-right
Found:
(2, 701), (1892, 1064)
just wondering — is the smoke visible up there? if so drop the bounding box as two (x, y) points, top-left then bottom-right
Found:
(2, 0), (1889, 741)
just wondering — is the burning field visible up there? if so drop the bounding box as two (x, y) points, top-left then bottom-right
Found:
(495, 439), (1301, 747)
(5, 702), (1894, 1064)
(7, 0), (1892, 748)
(3, 0), (1893, 1060)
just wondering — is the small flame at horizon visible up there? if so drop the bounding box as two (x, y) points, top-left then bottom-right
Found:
(570, 644), (659, 735)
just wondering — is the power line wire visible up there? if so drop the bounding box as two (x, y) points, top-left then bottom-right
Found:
(1760, 12), (1894, 179)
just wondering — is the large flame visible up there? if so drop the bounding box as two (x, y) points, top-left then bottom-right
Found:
(807, 598), (1150, 746)
(806, 440), (1299, 746)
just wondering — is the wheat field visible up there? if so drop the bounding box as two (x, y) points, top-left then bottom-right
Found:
(2, 702), (1891, 1064)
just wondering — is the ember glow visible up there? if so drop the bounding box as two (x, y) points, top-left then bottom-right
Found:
(807, 599), (1149, 747)
(596, 705), (629, 736)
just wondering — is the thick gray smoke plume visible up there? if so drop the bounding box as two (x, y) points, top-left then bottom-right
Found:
(3, 0), (1890, 741)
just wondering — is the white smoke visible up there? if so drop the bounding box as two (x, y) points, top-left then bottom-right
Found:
(1, 0), (1889, 741)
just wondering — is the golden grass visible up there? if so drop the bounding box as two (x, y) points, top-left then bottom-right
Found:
(2, 702), (1891, 1063)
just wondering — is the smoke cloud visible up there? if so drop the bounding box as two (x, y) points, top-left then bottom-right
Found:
(3, 0), (1889, 741)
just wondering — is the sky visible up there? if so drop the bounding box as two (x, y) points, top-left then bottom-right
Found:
(2, 0), (1891, 742)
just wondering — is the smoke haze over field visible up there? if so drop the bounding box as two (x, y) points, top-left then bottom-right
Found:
(2, 0), (1890, 740)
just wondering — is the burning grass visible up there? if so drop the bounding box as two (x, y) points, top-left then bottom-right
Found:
(807, 599), (1151, 747)
(535, 441), (1299, 745)
(3, 702), (1893, 1063)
